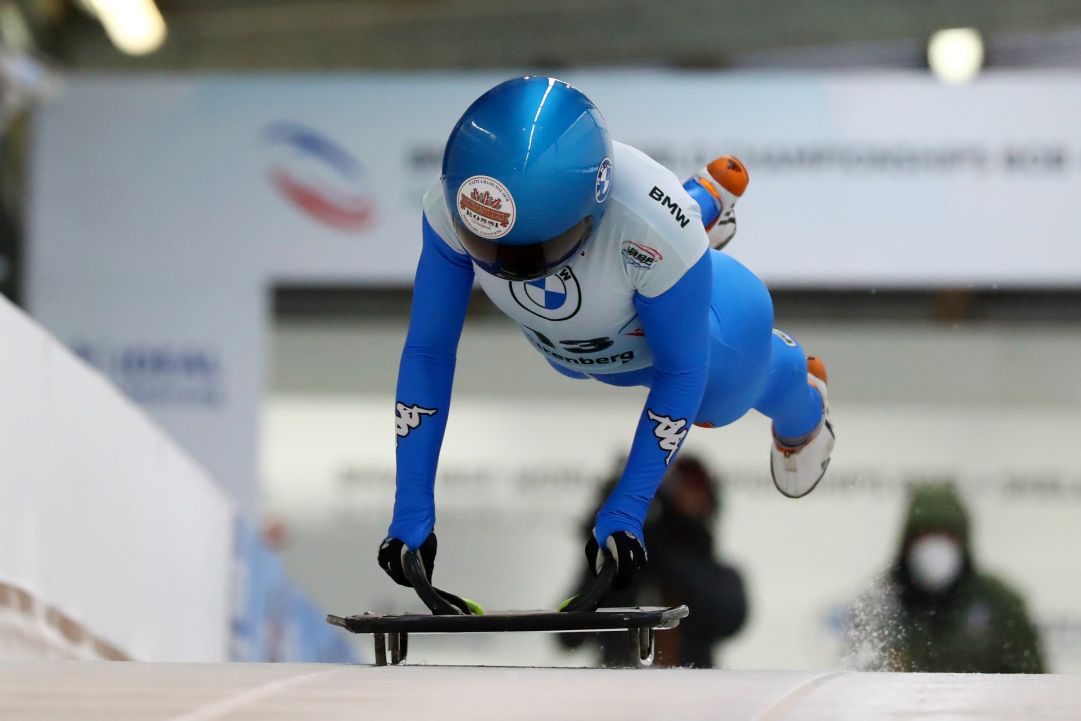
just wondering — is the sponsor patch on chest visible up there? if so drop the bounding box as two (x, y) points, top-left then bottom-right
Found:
(621, 240), (663, 270)
(509, 266), (582, 321)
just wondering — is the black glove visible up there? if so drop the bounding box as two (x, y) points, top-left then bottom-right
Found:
(586, 530), (647, 591)
(378, 532), (437, 588)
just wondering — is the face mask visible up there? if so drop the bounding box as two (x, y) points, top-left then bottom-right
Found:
(906, 534), (964, 593)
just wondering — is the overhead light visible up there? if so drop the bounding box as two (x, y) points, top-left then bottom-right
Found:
(81, 0), (167, 56)
(927, 28), (984, 84)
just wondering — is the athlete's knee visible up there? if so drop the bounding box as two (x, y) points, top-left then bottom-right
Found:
(770, 329), (806, 375)
(753, 329), (810, 414)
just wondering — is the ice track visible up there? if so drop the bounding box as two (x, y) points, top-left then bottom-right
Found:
(2, 662), (1079, 720)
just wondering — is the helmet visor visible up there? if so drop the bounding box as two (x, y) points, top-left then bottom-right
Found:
(454, 216), (593, 281)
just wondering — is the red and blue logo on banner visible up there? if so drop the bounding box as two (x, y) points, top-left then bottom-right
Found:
(265, 122), (375, 232)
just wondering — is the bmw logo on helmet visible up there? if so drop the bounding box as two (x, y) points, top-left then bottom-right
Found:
(595, 157), (612, 203)
(441, 76), (614, 281)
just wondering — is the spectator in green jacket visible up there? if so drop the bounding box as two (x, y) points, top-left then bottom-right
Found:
(847, 483), (1045, 673)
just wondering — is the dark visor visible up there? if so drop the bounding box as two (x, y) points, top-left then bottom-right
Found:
(455, 216), (593, 281)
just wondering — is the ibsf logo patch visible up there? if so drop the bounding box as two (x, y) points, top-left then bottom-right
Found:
(621, 241), (663, 270)
(595, 157), (612, 203)
(457, 175), (516, 239)
(264, 122), (375, 233)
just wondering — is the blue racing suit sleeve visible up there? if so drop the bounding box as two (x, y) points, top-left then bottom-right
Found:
(387, 215), (475, 549)
(594, 250), (712, 547)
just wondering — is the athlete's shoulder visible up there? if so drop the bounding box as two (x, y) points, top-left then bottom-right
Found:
(421, 178), (468, 255)
(610, 142), (700, 230)
(607, 141), (708, 297)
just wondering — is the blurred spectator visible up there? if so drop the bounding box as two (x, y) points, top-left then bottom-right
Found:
(261, 514), (291, 552)
(846, 483), (1045, 673)
(560, 454), (747, 668)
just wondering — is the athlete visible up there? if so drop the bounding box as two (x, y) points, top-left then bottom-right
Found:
(379, 76), (834, 597)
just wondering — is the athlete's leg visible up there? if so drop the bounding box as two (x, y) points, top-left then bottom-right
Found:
(694, 250), (832, 497)
(766, 347), (833, 497)
(693, 251), (772, 427)
(754, 330), (823, 441)
(694, 250), (822, 436)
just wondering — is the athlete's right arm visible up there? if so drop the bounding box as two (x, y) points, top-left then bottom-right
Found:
(386, 215), (475, 550)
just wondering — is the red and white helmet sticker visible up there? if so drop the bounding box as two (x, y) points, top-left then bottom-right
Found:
(457, 175), (516, 239)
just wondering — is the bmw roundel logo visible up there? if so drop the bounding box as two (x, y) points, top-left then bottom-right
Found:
(510, 266), (582, 321)
(595, 157), (612, 203)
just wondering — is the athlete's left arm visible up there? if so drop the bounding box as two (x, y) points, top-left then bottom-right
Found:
(594, 250), (712, 547)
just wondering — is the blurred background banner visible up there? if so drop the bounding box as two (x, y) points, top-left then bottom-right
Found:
(28, 72), (1081, 286)
(25, 71), (1081, 512)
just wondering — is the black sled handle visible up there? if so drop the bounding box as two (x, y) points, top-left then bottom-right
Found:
(561, 560), (616, 613)
(402, 549), (475, 616)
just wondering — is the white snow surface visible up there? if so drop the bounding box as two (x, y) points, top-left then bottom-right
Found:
(1, 662), (1079, 720)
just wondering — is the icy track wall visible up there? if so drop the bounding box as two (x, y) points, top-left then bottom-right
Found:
(0, 296), (353, 663)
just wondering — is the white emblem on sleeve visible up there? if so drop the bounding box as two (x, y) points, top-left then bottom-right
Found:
(647, 410), (688, 466)
(396, 402), (438, 442)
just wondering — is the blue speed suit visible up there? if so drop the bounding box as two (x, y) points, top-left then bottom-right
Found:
(390, 170), (822, 554)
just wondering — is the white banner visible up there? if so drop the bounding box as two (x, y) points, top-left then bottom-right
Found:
(30, 71), (1081, 288)
(0, 296), (233, 661)
(29, 71), (1081, 508)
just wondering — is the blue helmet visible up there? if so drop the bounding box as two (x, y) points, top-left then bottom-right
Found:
(442, 76), (613, 280)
